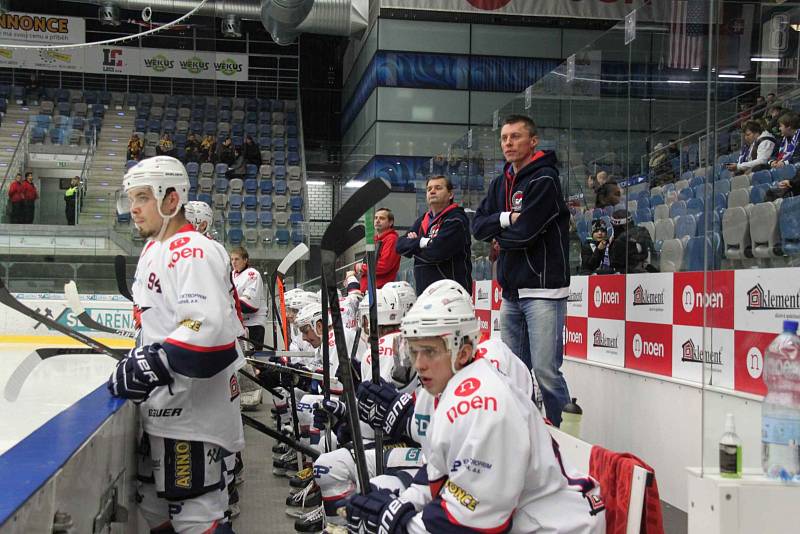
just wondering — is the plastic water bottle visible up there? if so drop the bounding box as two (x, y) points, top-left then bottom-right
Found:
(561, 398), (583, 438)
(719, 413), (742, 478)
(761, 320), (800, 482)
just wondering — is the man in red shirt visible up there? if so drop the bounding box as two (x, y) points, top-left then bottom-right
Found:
(7, 173), (24, 224)
(355, 207), (400, 293)
(22, 171), (38, 224)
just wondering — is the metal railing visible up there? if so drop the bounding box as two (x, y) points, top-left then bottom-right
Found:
(74, 125), (98, 225)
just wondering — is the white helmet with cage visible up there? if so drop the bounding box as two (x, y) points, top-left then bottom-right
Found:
(400, 279), (479, 373)
(118, 156), (190, 221)
(184, 200), (213, 232)
(295, 302), (322, 331)
(358, 286), (403, 333)
(382, 281), (417, 313)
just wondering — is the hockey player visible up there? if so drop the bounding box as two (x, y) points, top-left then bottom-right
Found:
(108, 156), (243, 534)
(230, 246), (268, 350)
(348, 279), (605, 534)
(184, 200), (214, 237)
(285, 290), (318, 355)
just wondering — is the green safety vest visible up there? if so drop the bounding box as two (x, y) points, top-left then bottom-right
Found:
(65, 186), (78, 198)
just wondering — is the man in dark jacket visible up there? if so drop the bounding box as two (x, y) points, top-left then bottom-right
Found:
(472, 114), (571, 426)
(7, 173), (24, 223)
(396, 175), (472, 294)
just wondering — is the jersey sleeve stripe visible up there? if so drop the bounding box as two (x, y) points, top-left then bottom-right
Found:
(418, 497), (513, 534)
(162, 340), (238, 378)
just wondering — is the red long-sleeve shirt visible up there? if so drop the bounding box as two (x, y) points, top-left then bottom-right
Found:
(359, 228), (400, 293)
(7, 180), (24, 203)
(21, 180), (38, 201)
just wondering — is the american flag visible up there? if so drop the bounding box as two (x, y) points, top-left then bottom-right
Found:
(669, 0), (707, 70)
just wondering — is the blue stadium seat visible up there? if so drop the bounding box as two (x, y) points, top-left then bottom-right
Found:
(779, 196), (800, 255)
(259, 211), (273, 227)
(634, 208), (652, 223)
(227, 211), (243, 226)
(203, 122), (217, 135)
(752, 169), (772, 186)
(228, 194), (243, 210)
(678, 188), (693, 201)
(715, 178), (731, 195)
(117, 212), (131, 223)
(260, 180), (273, 195)
(215, 164), (228, 178)
(231, 124), (243, 137)
(287, 138), (299, 151)
(259, 195), (273, 211)
(258, 99), (271, 112)
(245, 123), (258, 136)
(750, 183), (770, 204)
(576, 219), (589, 241)
(696, 210), (721, 234)
(771, 165), (796, 182)
(712, 192), (727, 215)
(288, 152), (300, 167)
(243, 195), (258, 210)
(685, 234), (721, 271)
(215, 178), (229, 193)
(228, 228), (243, 244)
(290, 196), (303, 212)
(275, 180), (287, 195)
(198, 193), (212, 206)
(162, 120), (176, 134)
(148, 119), (161, 133)
(243, 211), (258, 227)
(244, 178), (258, 194)
(675, 214), (697, 239)
(289, 212), (304, 224)
(273, 151), (286, 165)
(693, 184), (705, 200)
(245, 164), (258, 180)
(669, 200), (687, 218)
(134, 118), (147, 132)
(259, 135), (271, 148)
(276, 228), (290, 246)
(650, 194), (665, 207)
(687, 197), (704, 215)
(287, 125), (298, 138)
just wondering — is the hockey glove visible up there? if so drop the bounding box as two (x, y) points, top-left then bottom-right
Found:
(356, 379), (414, 439)
(313, 399), (347, 430)
(108, 344), (172, 402)
(346, 489), (415, 534)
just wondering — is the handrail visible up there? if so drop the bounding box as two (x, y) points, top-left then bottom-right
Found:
(0, 120), (30, 222)
(299, 260), (358, 290)
(75, 125), (98, 225)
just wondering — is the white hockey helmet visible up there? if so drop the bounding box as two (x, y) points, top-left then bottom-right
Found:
(119, 156), (190, 219)
(184, 201), (213, 232)
(400, 279), (479, 373)
(286, 291), (318, 313)
(295, 302), (323, 331)
(358, 286), (404, 334)
(382, 281), (417, 313)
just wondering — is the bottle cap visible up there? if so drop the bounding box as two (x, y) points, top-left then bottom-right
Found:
(724, 412), (736, 434)
(784, 320), (799, 334)
(562, 397), (583, 415)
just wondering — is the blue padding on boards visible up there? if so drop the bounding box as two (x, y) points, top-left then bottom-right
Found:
(0, 385), (127, 524)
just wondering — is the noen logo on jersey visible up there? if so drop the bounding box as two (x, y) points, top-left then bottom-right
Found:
(746, 284), (800, 311)
(592, 329), (618, 349)
(680, 339), (723, 365)
(454, 377), (481, 397)
(632, 333), (664, 359)
(632, 285), (664, 306)
(446, 379), (497, 423)
(593, 286), (620, 308)
(170, 236), (191, 250)
(167, 243), (205, 269)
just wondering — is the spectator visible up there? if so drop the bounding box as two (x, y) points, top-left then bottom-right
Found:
(183, 133), (200, 163)
(396, 175), (473, 295)
(126, 133), (143, 161)
(770, 111), (800, 168)
(226, 145), (247, 180)
(595, 170), (609, 187)
(22, 171), (38, 224)
(471, 114), (571, 426)
(766, 105), (785, 138)
(156, 133), (175, 157)
(766, 165), (800, 201)
(242, 135), (262, 167)
(608, 209), (656, 274)
(7, 173), (25, 224)
(595, 180), (622, 209)
(580, 219), (612, 275)
(200, 134), (216, 163)
(649, 143), (674, 186)
(726, 120), (777, 174)
(765, 92), (777, 113)
(64, 176), (80, 225)
(754, 95), (767, 116)
(666, 139), (680, 160)
(354, 207), (400, 293)
(217, 136), (236, 167)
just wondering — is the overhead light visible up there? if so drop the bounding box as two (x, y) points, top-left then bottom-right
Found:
(98, 4), (120, 26)
(691, 67), (700, 71)
(306, 180), (325, 185)
(751, 57), (780, 62)
(718, 74), (745, 79)
(667, 80), (692, 84)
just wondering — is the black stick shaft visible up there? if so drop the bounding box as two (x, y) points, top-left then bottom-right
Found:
(366, 243), (384, 475)
(241, 414), (319, 459)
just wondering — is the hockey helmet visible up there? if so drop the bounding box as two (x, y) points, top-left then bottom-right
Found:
(382, 281), (417, 313)
(118, 156), (190, 218)
(185, 200), (213, 232)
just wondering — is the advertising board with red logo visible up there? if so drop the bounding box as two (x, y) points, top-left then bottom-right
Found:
(673, 271), (734, 329)
(588, 274), (625, 320)
(564, 316), (587, 359)
(625, 322), (672, 376)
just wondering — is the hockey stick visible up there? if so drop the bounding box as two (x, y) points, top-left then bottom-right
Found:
(64, 281), (136, 338)
(320, 177), (390, 494)
(237, 367), (285, 400)
(270, 243), (309, 349)
(114, 255), (133, 302)
(364, 213), (385, 476)
(3, 347), (106, 402)
(241, 414), (320, 460)
(245, 358), (325, 381)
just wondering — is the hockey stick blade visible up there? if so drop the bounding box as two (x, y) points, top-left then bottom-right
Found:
(336, 225), (365, 257)
(3, 348), (101, 402)
(321, 178), (390, 252)
(64, 281), (135, 338)
(277, 243), (309, 276)
(241, 414), (320, 459)
(114, 255), (133, 302)
(244, 358), (324, 381)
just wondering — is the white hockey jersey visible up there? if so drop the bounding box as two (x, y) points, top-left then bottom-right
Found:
(132, 225), (246, 453)
(339, 292), (362, 331)
(402, 357), (604, 534)
(232, 266), (267, 328)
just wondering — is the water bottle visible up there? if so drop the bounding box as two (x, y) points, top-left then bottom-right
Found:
(761, 320), (800, 482)
(719, 413), (742, 478)
(561, 397), (583, 438)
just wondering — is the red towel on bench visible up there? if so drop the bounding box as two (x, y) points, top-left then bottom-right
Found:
(589, 446), (664, 534)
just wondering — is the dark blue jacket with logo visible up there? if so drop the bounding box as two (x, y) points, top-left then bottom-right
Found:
(471, 150), (570, 300)
(396, 203), (472, 295)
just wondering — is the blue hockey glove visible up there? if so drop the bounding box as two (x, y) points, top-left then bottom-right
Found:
(313, 399), (347, 429)
(356, 379), (414, 439)
(346, 489), (415, 534)
(108, 344), (172, 402)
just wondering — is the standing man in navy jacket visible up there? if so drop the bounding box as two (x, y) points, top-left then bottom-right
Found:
(471, 114), (571, 426)
(396, 175), (472, 295)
